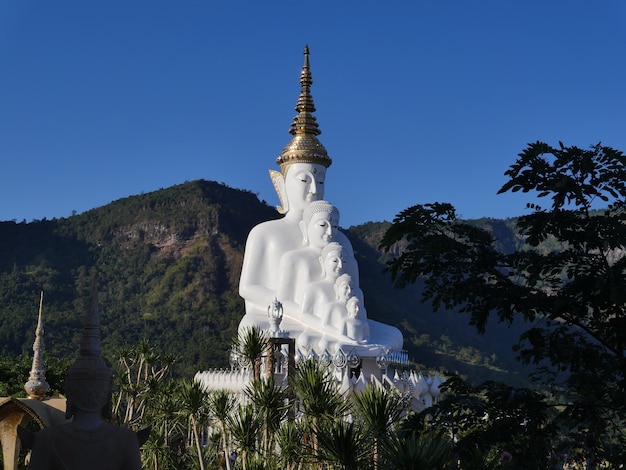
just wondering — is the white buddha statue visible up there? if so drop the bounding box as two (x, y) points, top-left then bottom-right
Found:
(275, 200), (339, 315)
(342, 296), (369, 342)
(301, 241), (365, 321)
(238, 46), (355, 332)
(238, 161), (328, 323)
(300, 242), (345, 321)
(238, 45), (402, 353)
(320, 273), (354, 331)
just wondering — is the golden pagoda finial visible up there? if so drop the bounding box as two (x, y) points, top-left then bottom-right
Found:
(276, 45), (332, 171)
(24, 291), (50, 400)
(290, 44), (319, 137)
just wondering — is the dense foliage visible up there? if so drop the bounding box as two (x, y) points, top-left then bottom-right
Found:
(380, 142), (626, 467)
(2, 340), (456, 470)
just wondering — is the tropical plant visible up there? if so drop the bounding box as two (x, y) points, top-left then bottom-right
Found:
(207, 389), (237, 470)
(315, 419), (369, 470)
(233, 326), (270, 380)
(113, 339), (176, 428)
(227, 404), (262, 470)
(244, 375), (289, 459)
(275, 420), (306, 470)
(291, 359), (349, 461)
(178, 379), (211, 470)
(139, 379), (188, 470)
(382, 427), (454, 469)
(352, 384), (408, 469)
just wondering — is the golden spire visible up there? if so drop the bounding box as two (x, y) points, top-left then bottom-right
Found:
(24, 291), (50, 400)
(276, 45), (332, 170)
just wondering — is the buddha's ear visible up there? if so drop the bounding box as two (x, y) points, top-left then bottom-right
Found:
(269, 170), (288, 214)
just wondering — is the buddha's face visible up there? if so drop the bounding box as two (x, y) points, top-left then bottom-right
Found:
(337, 280), (352, 301)
(284, 163), (326, 213)
(347, 299), (360, 318)
(307, 212), (335, 249)
(323, 249), (344, 279)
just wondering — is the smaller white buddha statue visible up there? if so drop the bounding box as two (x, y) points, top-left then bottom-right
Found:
(276, 200), (339, 316)
(341, 296), (370, 342)
(320, 273), (353, 330)
(300, 241), (345, 321)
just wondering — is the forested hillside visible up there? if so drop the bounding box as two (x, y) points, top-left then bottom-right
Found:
(0, 180), (529, 381)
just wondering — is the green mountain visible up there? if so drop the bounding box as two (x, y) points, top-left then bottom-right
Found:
(0, 180), (530, 382)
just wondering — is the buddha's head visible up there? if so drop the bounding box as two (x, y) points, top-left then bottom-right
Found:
(300, 200), (338, 249)
(270, 162), (327, 216)
(64, 356), (113, 420)
(320, 242), (345, 280)
(346, 296), (361, 318)
(334, 273), (353, 302)
(270, 46), (332, 216)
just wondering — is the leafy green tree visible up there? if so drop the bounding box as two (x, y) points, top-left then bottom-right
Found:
(411, 375), (552, 469)
(379, 142), (626, 467)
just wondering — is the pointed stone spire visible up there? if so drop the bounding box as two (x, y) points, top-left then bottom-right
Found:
(79, 276), (102, 358)
(24, 291), (50, 400)
(64, 276), (113, 418)
(276, 45), (332, 170)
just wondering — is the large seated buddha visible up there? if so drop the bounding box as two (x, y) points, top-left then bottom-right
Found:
(238, 46), (402, 357)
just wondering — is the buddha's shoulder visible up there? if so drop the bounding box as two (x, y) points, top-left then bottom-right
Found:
(248, 218), (289, 234)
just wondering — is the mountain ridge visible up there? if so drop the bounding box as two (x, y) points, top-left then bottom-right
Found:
(0, 180), (529, 382)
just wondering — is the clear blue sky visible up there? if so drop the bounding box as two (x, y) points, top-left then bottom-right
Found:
(2, 1), (625, 228)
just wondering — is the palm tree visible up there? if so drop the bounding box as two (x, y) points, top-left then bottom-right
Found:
(291, 359), (349, 460)
(233, 326), (269, 380)
(178, 379), (210, 470)
(382, 429), (455, 469)
(276, 420), (306, 470)
(227, 404), (262, 470)
(208, 389), (236, 470)
(141, 430), (185, 470)
(141, 379), (187, 469)
(316, 420), (369, 470)
(352, 384), (408, 470)
(244, 375), (289, 459)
